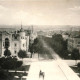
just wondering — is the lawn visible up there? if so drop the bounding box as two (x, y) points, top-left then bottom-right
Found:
(17, 65), (30, 71)
(70, 66), (80, 77)
(9, 65), (30, 80)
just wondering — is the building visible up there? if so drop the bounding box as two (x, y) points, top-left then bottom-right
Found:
(62, 34), (69, 40)
(68, 35), (80, 52)
(0, 27), (29, 57)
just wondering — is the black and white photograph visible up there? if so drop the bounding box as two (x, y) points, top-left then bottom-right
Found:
(0, 0), (80, 80)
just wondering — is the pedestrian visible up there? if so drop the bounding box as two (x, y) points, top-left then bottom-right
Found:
(39, 70), (45, 80)
(39, 70), (42, 78)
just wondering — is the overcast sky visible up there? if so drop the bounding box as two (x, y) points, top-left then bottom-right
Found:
(0, 0), (80, 26)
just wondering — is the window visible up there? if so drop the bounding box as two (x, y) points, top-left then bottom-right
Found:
(15, 43), (17, 47)
(3, 42), (4, 46)
(15, 51), (16, 54)
(21, 37), (22, 39)
(23, 44), (24, 47)
(5, 38), (10, 48)
(21, 37), (24, 39)
(14, 36), (17, 39)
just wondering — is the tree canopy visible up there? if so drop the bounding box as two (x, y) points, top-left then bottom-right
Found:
(0, 57), (23, 71)
(18, 50), (27, 59)
(71, 48), (79, 60)
(0, 70), (14, 80)
(4, 49), (11, 57)
(51, 34), (68, 58)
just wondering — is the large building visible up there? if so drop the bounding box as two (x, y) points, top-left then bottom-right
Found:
(67, 32), (80, 52)
(0, 27), (29, 57)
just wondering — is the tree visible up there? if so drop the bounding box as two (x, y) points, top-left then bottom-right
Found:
(29, 36), (53, 59)
(18, 73), (23, 80)
(52, 34), (68, 58)
(33, 38), (39, 45)
(0, 57), (23, 72)
(29, 38), (39, 58)
(4, 38), (11, 57)
(18, 50), (27, 59)
(71, 49), (79, 65)
(29, 44), (34, 58)
(4, 49), (11, 57)
(0, 57), (5, 67)
(0, 70), (14, 80)
(77, 62), (80, 74)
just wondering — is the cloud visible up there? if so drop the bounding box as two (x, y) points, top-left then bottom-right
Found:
(0, 5), (8, 11)
(13, 10), (29, 19)
(69, 6), (80, 11)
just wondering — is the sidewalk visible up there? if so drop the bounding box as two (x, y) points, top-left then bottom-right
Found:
(57, 59), (80, 80)
(27, 62), (40, 80)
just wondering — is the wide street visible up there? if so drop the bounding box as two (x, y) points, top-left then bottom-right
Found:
(24, 38), (80, 80)
(27, 59), (80, 80)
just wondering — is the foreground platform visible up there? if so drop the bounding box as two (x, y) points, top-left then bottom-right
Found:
(27, 59), (80, 80)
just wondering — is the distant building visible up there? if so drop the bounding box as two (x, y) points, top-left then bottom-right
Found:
(29, 26), (37, 44)
(0, 27), (29, 57)
(62, 33), (69, 40)
(68, 35), (80, 52)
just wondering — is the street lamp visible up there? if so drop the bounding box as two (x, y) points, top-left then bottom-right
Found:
(18, 74), (23, 80)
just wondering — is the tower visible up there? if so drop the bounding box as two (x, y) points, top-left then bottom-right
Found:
(19, 25), (26, 51)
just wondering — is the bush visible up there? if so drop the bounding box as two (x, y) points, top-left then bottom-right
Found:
(0, 57), (23, 71)
(18, 50), (27, 59)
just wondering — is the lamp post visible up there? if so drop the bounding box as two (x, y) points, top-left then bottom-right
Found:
(18, 74), (23, 80)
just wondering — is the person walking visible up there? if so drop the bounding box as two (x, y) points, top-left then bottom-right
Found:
(39, 70), (42, 78)
(39, 70), (45, 80)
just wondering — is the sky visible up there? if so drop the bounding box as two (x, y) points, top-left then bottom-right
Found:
(0, 0), (80, 26)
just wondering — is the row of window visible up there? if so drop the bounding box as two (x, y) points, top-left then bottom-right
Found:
(13, 37), (27, 40)
(15, 43), (25, 47)
(21, 37), (25, 39)
(3, 42), (25, 47)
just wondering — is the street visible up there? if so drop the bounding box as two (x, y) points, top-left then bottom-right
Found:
(27, 59), (80, 80)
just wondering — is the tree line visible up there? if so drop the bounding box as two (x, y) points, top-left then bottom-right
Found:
(29, 36), (53, 59)
(30, 34), (80, 60)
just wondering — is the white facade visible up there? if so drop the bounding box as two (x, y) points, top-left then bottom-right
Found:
(62, 34), (69, 40)
(0, 28), (29, 57)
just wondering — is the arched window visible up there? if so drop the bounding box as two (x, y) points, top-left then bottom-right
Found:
(5, 38), (10, 49)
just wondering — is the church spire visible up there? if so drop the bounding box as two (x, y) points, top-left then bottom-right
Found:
(20, 21), (24, 32)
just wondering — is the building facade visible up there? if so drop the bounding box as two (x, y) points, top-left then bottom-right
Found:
(0, 27), (29, 57)
(68, 35), (80, 52)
